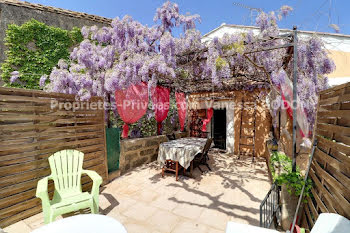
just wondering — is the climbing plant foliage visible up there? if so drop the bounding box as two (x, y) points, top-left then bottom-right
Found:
(112, 95), (180, 138)
(270, 151), (313, 200)
(1, 19), (83, 89)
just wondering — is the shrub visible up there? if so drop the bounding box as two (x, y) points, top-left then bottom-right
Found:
(270, 151), (313, 200)
(112, 96), (180, 138)
(1, 19), (83, 89)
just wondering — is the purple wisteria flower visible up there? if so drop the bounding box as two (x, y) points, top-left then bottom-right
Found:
(329, 24), (340, 33)
(58, 59), (68, 69)
(256, 12), (269, 31)
(10, 71), (20, 83)
(39, 75), (48, 87)
(271, 69), (286, 87)
(43, 0), (335, 132)
(280, 5), (293, 18)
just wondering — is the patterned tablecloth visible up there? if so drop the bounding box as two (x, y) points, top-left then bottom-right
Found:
(157, 137), (208, 169)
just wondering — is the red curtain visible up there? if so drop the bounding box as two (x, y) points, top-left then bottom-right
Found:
(202, 108), (213, 132)
(115, 82), (149, 138)
(175, 92), (187, 131)
(151, 86), (170, 134)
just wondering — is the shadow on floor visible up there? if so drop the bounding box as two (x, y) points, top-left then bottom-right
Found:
(100, 193), (120, 215)
(147, 150), (270, 226)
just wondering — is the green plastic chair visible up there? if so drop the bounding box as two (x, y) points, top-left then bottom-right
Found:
(36, 149), (103, 224)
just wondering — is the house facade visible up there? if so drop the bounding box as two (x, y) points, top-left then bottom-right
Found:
(187, 90), (271, 158)
(190, 24), (350, 157)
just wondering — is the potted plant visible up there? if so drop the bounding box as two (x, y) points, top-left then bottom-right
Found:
(270, 151), (312, 230)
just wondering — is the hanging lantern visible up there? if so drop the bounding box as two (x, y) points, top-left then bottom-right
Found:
(115, 82), (149, 138)
(151, 86), (170, 135)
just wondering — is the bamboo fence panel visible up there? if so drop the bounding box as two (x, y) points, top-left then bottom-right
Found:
(0, 87), (108, 228)
(300, 82), (350, 230)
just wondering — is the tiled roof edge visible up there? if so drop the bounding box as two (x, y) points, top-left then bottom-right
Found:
(0, 0), (112, 24)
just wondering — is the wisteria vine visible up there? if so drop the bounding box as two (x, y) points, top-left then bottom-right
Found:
(14, 2), (334, 132)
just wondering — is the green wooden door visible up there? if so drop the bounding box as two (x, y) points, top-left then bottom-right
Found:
(106, 127), (120, 172)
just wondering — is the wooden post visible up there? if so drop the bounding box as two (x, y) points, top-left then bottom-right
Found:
(102, 106), (109, 183)
(107, 93), (112, 128)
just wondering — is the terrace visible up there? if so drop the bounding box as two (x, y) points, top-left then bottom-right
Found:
(2, 82), (349, 233)
(4, 152), (271, 233)
(1, 1), (349, 233)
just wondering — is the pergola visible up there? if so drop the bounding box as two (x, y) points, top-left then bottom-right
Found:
(159, 26), (299, 172)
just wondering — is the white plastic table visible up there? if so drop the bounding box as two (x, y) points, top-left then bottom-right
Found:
(31, 214), (127, 233)
(310, 213), (350, 233)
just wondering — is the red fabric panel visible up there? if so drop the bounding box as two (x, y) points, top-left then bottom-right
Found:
(151, 86), (170, 134)
(280, 77), (309, 137)
(122, 124), (129, 138)
(175, 92), (187, 131)
(202, 108), (213, 132)
(281, 93), (305, 138)
(115, 82), (149, 138)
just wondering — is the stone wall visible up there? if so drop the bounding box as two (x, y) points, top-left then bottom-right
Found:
(119, 132), (189, 174)
(0, 0), (111, 66)
(174, 131), (189, 139)
(119, 135), (168, 174)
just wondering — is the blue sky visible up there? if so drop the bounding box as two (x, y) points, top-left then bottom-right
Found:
(28, 0), (350, 35)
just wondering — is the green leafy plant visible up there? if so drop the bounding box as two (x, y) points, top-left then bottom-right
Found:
(1, 19), (83, 89)
(112, 96), (180, 139)
(270, 151), (313, 201)
(215, 57), (228, 70)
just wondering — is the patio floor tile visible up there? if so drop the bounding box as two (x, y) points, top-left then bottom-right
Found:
(205, 227), (225, 233)
(22, 213), (44, 229)
(150, 195), (179, 211)
(198, 208), (230, 230)
(116, 183), (142, 196)
(122, 202), (157, 221)
(129, 188), (159, 203)
(107, 209), (128, 225)
(171, 220), (209, 233)
(171, 203), (204, 220)
(122, 222), (154, 233)
(147, 210), (180, 232)
(4, 151), (271, 233)
(101, 193), (137, 213)
(4, 220), (31, 233)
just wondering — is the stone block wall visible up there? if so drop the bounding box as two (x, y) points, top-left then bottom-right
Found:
(174, 131), (189, 139)
(119, 135), (168, 174)
(119, 132), (189, 174)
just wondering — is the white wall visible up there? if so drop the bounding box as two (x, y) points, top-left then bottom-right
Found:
(202, 24), (350, 52)
(205, 101), (235, 153)
(226, 104), (235, 154)
(202, 24), (350, 87)
(214, 101), (235, 154)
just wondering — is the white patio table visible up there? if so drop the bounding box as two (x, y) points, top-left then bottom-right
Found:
(31, 214), (127, 233)
(310, 213), (350, 233)
(158, 137), (208, 180)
